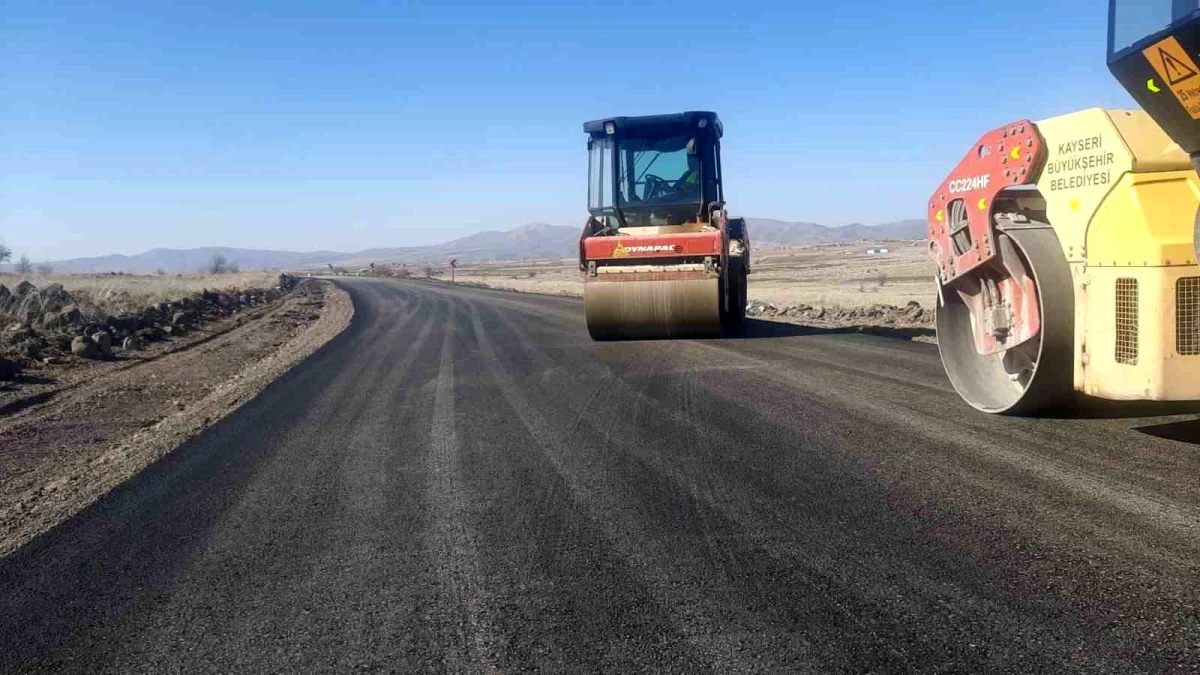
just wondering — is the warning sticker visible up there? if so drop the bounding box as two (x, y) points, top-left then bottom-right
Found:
(1143, 36), (1200, 119)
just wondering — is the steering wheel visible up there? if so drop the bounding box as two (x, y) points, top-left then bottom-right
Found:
(643, 174), (673, 202)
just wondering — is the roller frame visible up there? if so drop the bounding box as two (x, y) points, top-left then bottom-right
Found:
(580, 211), (747, 341)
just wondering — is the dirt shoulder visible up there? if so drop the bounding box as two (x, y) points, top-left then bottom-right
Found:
(0, 280), (353, 556)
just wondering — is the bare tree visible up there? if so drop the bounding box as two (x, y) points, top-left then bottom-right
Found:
(207, 253), (229, 275)
(228, 260), (240, 273)
(15, 255), (32, 275)
(0, 242), (11, 265)
(155, 268), (167, 276)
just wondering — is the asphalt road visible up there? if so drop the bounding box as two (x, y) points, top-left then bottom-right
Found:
(3, 278), (1199, 672)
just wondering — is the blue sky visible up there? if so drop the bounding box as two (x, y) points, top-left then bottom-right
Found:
(2, 0), (1134, 260)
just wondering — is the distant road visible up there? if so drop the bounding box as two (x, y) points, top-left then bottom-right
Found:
(2, 278), (1198, 671)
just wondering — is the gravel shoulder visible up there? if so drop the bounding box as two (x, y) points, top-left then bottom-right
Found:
(0, 280), (353, 556)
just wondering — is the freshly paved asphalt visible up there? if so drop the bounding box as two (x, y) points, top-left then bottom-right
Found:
(2, 278), (1199, 672)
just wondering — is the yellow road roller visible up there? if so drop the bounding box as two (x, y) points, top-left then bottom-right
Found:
(579, 112), (749, 340)
(930, 1), (1200, 413)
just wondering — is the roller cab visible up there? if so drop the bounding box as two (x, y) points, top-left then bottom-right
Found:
(1107, 0), (1200, 170)
(580, 111), (749, 340)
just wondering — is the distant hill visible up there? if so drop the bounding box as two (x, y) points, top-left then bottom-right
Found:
(10, 219), (924, 274)
(339, 222), (581, 266)
(746, 218), (926, 245)
(30, 247), (349, 275)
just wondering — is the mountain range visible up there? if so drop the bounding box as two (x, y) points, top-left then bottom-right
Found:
(8, 219), (926, 274)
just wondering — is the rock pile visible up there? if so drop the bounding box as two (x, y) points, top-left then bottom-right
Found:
(745, 299), (934, 328)
(0, 278), (296, 379)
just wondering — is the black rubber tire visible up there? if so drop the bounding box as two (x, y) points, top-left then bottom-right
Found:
(936, 226), (1074, 415)
(722, 257), (747, 328)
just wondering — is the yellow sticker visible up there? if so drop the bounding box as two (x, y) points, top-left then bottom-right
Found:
(1143, 36), (1200, 119)
(612, 242), (629, 258)
(1010, 146), (1021, 160)
(977, 198), (987, 211)
(1070, 197), (1080, 212)
(935, 210), (944, 222)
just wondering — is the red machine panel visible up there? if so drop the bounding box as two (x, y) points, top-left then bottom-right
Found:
(583, 231), (722, 262)
(927, 119), (1045, 283)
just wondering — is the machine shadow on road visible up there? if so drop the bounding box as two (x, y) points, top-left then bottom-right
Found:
(1133, 418), (1200, 445)
(725, 318), (935, 342)
(1032, 395), (1200, 421)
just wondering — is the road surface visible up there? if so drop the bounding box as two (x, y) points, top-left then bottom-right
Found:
(2, 278), (1198, 672)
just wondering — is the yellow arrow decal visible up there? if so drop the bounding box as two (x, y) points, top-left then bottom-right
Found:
(1010, 146), (1021, 160)
(977, 198), (987, 211)
(1148, 78), (1162, 93)
(935, 210), (944, 222)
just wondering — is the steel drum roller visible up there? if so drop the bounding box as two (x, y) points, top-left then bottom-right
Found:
(585, 277), (721, 340)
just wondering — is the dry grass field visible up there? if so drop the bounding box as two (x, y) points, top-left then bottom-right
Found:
(0, 271), (278, 320)
(445, 240), (937, 311)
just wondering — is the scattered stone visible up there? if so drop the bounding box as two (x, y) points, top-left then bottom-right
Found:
(38, 284), (71, 312)
(13, 281), (36, 296)
(745, 299), (933, 329)
(137, 327), (165, 342)
(0, 357), (18, 381)
(42, 304), (82, 329)
(71, 335), (100, 359)
(172, 310), (197, 327)
(16, 339), (43, 359)
(92, 331), (113, 357)
(122, 335), (142, 351)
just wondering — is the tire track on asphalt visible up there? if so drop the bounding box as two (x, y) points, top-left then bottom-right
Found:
(464, 298), (792, 672)
(428, 300), (500, 673)
(682, 339), (1200, 538)
(476, 296), (1166, 671)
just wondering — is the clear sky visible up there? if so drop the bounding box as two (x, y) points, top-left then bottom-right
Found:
(2, 0), (1135, 260)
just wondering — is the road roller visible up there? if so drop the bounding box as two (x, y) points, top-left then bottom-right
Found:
(930, 0), (1200, 413)
(579, 111), (750, 340)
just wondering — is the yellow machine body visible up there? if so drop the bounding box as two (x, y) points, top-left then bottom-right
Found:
(1032, 108), (1200, 400)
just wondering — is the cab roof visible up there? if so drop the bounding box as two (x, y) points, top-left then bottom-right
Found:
(583, 111), (723, 139)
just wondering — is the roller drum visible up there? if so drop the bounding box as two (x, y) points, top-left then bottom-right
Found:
(585, 277), (722, 340)
(936, 226), (1074, 414)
